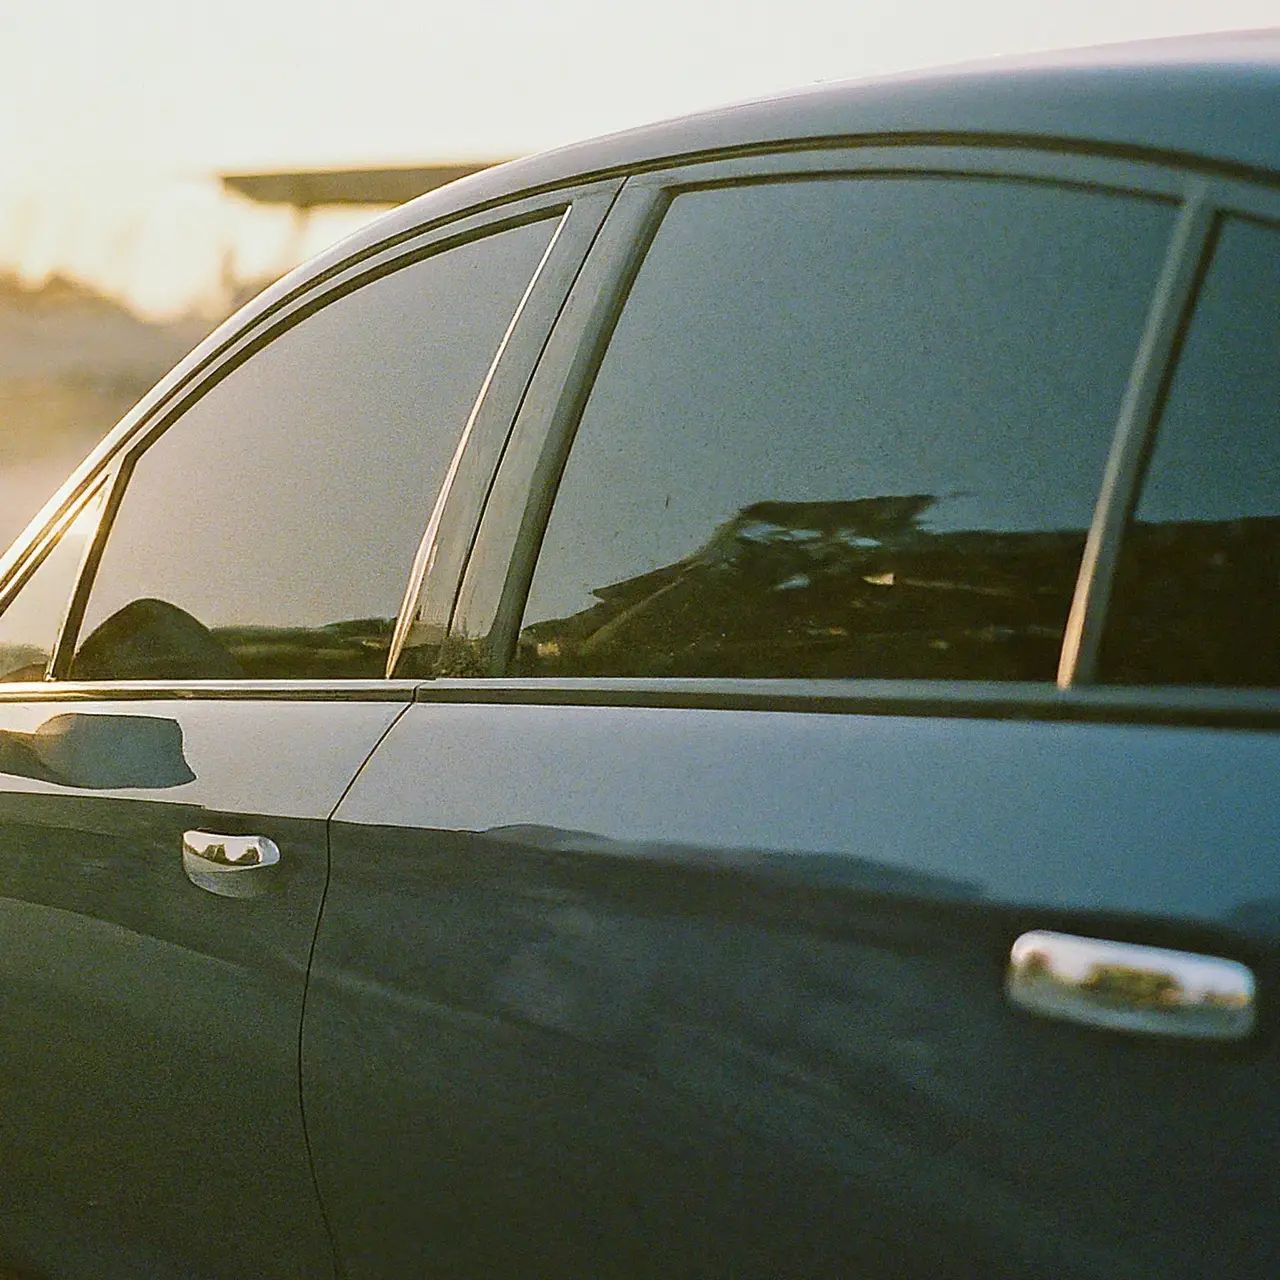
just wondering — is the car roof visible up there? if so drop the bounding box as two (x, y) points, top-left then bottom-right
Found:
(356, 29), (1280, 249)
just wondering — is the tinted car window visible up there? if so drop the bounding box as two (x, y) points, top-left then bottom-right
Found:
(1101, 216), (1280, 686)
(517, 178), (1173, 680)
(0, 486), (106, 681)
(72, 218), (556, 681)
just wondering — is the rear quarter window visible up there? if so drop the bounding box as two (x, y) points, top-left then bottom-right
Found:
(1101, 214), (1280, 687)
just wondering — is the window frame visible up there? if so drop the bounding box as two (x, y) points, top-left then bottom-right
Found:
(0, 180), (621, 693)
(0, 477), (110, 684)
(440, 141), (1280, 721)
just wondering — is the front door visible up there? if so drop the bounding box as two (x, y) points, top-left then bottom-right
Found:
(0, 691), (404, 1278)
(0, 193), (581, 1275)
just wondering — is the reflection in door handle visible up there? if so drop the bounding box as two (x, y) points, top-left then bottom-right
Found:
(182, 830), (281, 899)
(1006, 930), (1256, 1041)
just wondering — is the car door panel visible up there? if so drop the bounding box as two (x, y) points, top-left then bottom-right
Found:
(0, 692), (408, 1279)
(303, 150), (1280, 1278)
(307, 694), (1280, 1278)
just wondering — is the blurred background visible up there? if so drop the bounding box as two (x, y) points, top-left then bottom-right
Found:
(2, 0), (1276, 548)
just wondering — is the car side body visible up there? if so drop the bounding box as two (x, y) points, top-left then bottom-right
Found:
(1, 30), (1278, 1279)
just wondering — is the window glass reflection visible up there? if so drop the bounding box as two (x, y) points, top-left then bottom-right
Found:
(72, 218), (557, 681)
(519, 178), (1173, 680)
(0, 487), (105, 681)
(1102, 216), (1280, 687)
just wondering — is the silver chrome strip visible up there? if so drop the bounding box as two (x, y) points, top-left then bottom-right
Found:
(621, 143), (1190, 203)
(386, 207), (572, 677)
(447, 183), (673, 674)
(1058, 182), (1218, 687)
(0, 475), (107, 618)
(44, 476), (114, 682)
(0, 680), (422, 703)
(408, 676), (1280, 729)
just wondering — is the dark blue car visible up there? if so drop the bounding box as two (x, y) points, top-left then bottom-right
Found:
(1, 29), (1278, 1278)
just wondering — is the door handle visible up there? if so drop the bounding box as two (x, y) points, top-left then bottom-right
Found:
(182, 830), (281, 899)
(1006, 929), (1255, 1041)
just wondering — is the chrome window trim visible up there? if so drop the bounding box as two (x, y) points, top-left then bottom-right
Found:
(0, 474), (110, 623)
(387, 181), (623, 675)
(1206, 177), (1280, 222)
(1061, 194), (1280, 686)
(619, 143), (1192, 200)
(589, 132), (1280, 198)
(445, 182), (670, 673)
(410, 676), (1280, 730)
(0, 680), (423, 704)
(0, 474), (113, 684)
(1058, 184), (1219, 686)
(386, 208), (574, 676)
(47, 462), (127, 680)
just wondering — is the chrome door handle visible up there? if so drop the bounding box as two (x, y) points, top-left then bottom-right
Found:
(1006, 929), (1256, 1041)
(182, 830), (281, 899)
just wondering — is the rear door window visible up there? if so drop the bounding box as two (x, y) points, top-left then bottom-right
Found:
(516, 177), (1173, 680)
(1100, 215), (1280, 687)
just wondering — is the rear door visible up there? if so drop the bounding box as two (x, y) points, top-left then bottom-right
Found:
(307, 150), (1280, 1277)
(0, 198), (601, 1278)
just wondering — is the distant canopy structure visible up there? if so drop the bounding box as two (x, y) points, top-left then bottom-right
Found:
(219, 164), (508, 210)
(216, 163), (512, 305)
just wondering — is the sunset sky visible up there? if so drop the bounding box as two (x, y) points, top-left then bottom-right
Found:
(1, 0), (1277, 317)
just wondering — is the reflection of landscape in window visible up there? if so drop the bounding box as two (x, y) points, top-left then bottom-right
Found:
(210, 616), (395, 679)
(0, 644), (47, 683)
(518, 494), (1087, 680)
(67, 597), (397, 681)
(1103, 516), (1280, 686)
(0, 627), (50, 681)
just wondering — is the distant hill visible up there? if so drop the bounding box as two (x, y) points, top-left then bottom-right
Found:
(0, 273), (212, 548)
